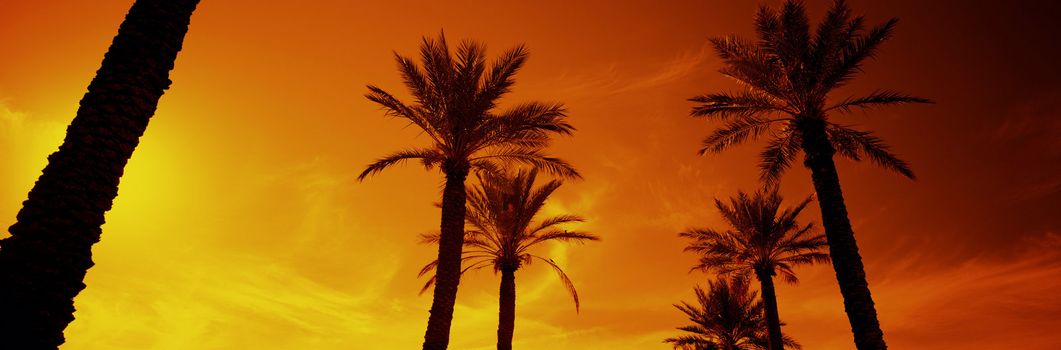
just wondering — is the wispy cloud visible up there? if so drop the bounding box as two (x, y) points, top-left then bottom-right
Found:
(546, 44), (713, 100)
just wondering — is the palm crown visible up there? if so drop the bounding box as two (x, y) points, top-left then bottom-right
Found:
(666, 278), (800, 350)
(359, 33), (580, 180)
(690, 0), (930, 182)
(419, 169), (599, 310)
(681, 188), (829, 283)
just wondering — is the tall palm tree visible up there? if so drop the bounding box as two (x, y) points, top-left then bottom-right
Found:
(681, 188), (828, 350)
(665, 278), (800, 350)
(688, 1), (930, 348)
(359, 34), (579, 350)
(0, 1), (200, 348)
(419, 169), (598, 350)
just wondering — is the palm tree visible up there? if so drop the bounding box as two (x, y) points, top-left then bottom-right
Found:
(0, 1), (199, 348)
(419, 169), (598, 350)
(688, 1), (930, 348)
(665, 277), (800, 350)
(359, 34), (579, 350)
(681, 188), (828, 350)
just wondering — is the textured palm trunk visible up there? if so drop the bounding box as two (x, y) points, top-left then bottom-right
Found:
(496, 268), (516, 350)
(422, 165), (470, 350)
(0, 1), (199, 348)
(756, 271), (783, 350)
(799, 118), (887, 350)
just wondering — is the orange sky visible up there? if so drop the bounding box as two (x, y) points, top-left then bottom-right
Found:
(2, 0), (1060, 349)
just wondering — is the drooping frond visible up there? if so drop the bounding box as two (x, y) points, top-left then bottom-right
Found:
(826, 124), (915, 179)
(533, 255), (581, 312)
(758, 128), (801, 183)
(357, 148), (444, 181)
(827, 90), (932, 113)
(472, 146), (581, 179)
(417, 258), (494, 295)
(699, 116), (784, 155)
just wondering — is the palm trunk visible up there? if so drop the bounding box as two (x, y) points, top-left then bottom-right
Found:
(496, 268), (517, 350)
(422, 165), (470, 350)
(756, 271), (783, 350)
(0, 1), (199, 348)
(799, 118), (887, 350)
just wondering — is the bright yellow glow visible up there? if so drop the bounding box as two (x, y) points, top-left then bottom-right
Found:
(1, 1), (1059, 349)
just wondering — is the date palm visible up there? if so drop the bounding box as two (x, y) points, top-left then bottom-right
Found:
(689, 1), (930, 348)
(0, 1), (200, 348)
(681, 188), (828, 350)
(665, 278), (800, 350)
(419, 169), (598, 350)
(358, 34), (578, 350)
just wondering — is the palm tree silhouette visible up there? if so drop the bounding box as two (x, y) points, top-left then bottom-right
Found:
(681, 188), (828, 350)
(0, 1), (200, 347)
(358, 33), (579, 350)
(665, 277), (800, 350)
(419, 169), (598, 350)
(688, 1), (929, 348)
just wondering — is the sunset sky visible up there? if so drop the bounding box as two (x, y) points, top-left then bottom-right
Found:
(2, 0), (1060, 349)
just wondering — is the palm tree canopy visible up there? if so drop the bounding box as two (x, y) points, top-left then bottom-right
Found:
(689, 0), (930, 182)
(665, 278), (800, 350)
(681, 187), (829, 284)
(419, 169), (599, 310)
(359, 32), (580, 180)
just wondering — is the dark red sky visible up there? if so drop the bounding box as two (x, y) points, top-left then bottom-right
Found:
(1, 0), (1059, 349)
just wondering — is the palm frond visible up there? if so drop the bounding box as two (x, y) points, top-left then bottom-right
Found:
(827, 90), (932, 113)
(826, 124), (915, 179)
(472, 146), (581, 179)
(478, 44), (529, 109)
(709, 36), (791, 99)
(358, 148), (443, 181)
(699, 116), (783, 155)
(689, 91), (790, 120)
(523, 230), (599, 251)
(758, 128), (802, 183)
(533, 255), (581, 312)
(821, 17), (898, 90)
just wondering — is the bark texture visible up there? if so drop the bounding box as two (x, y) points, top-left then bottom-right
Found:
(799, 118), (888, 350)
(0, 1), (199, 348)
(756, 270), (783, 350)
(496, 268), (517, 350)
(422, 164), (470, 350)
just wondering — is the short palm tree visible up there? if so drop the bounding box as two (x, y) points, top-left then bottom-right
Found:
(0, 1), (200, 347)
(359, 34), (579, 350)
(689, 1), (930, 348)
(681, 188), (828, 350)
(419, 169), (598, 350)
(665, 277), (800, 350)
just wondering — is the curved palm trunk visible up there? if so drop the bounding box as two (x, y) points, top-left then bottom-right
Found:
(799, 119), (887, 350)
(423, 166), (470, 350)
(497, 268), (516, 350)
(756, 271), (784, 350)
(0, 1), (199, 347)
